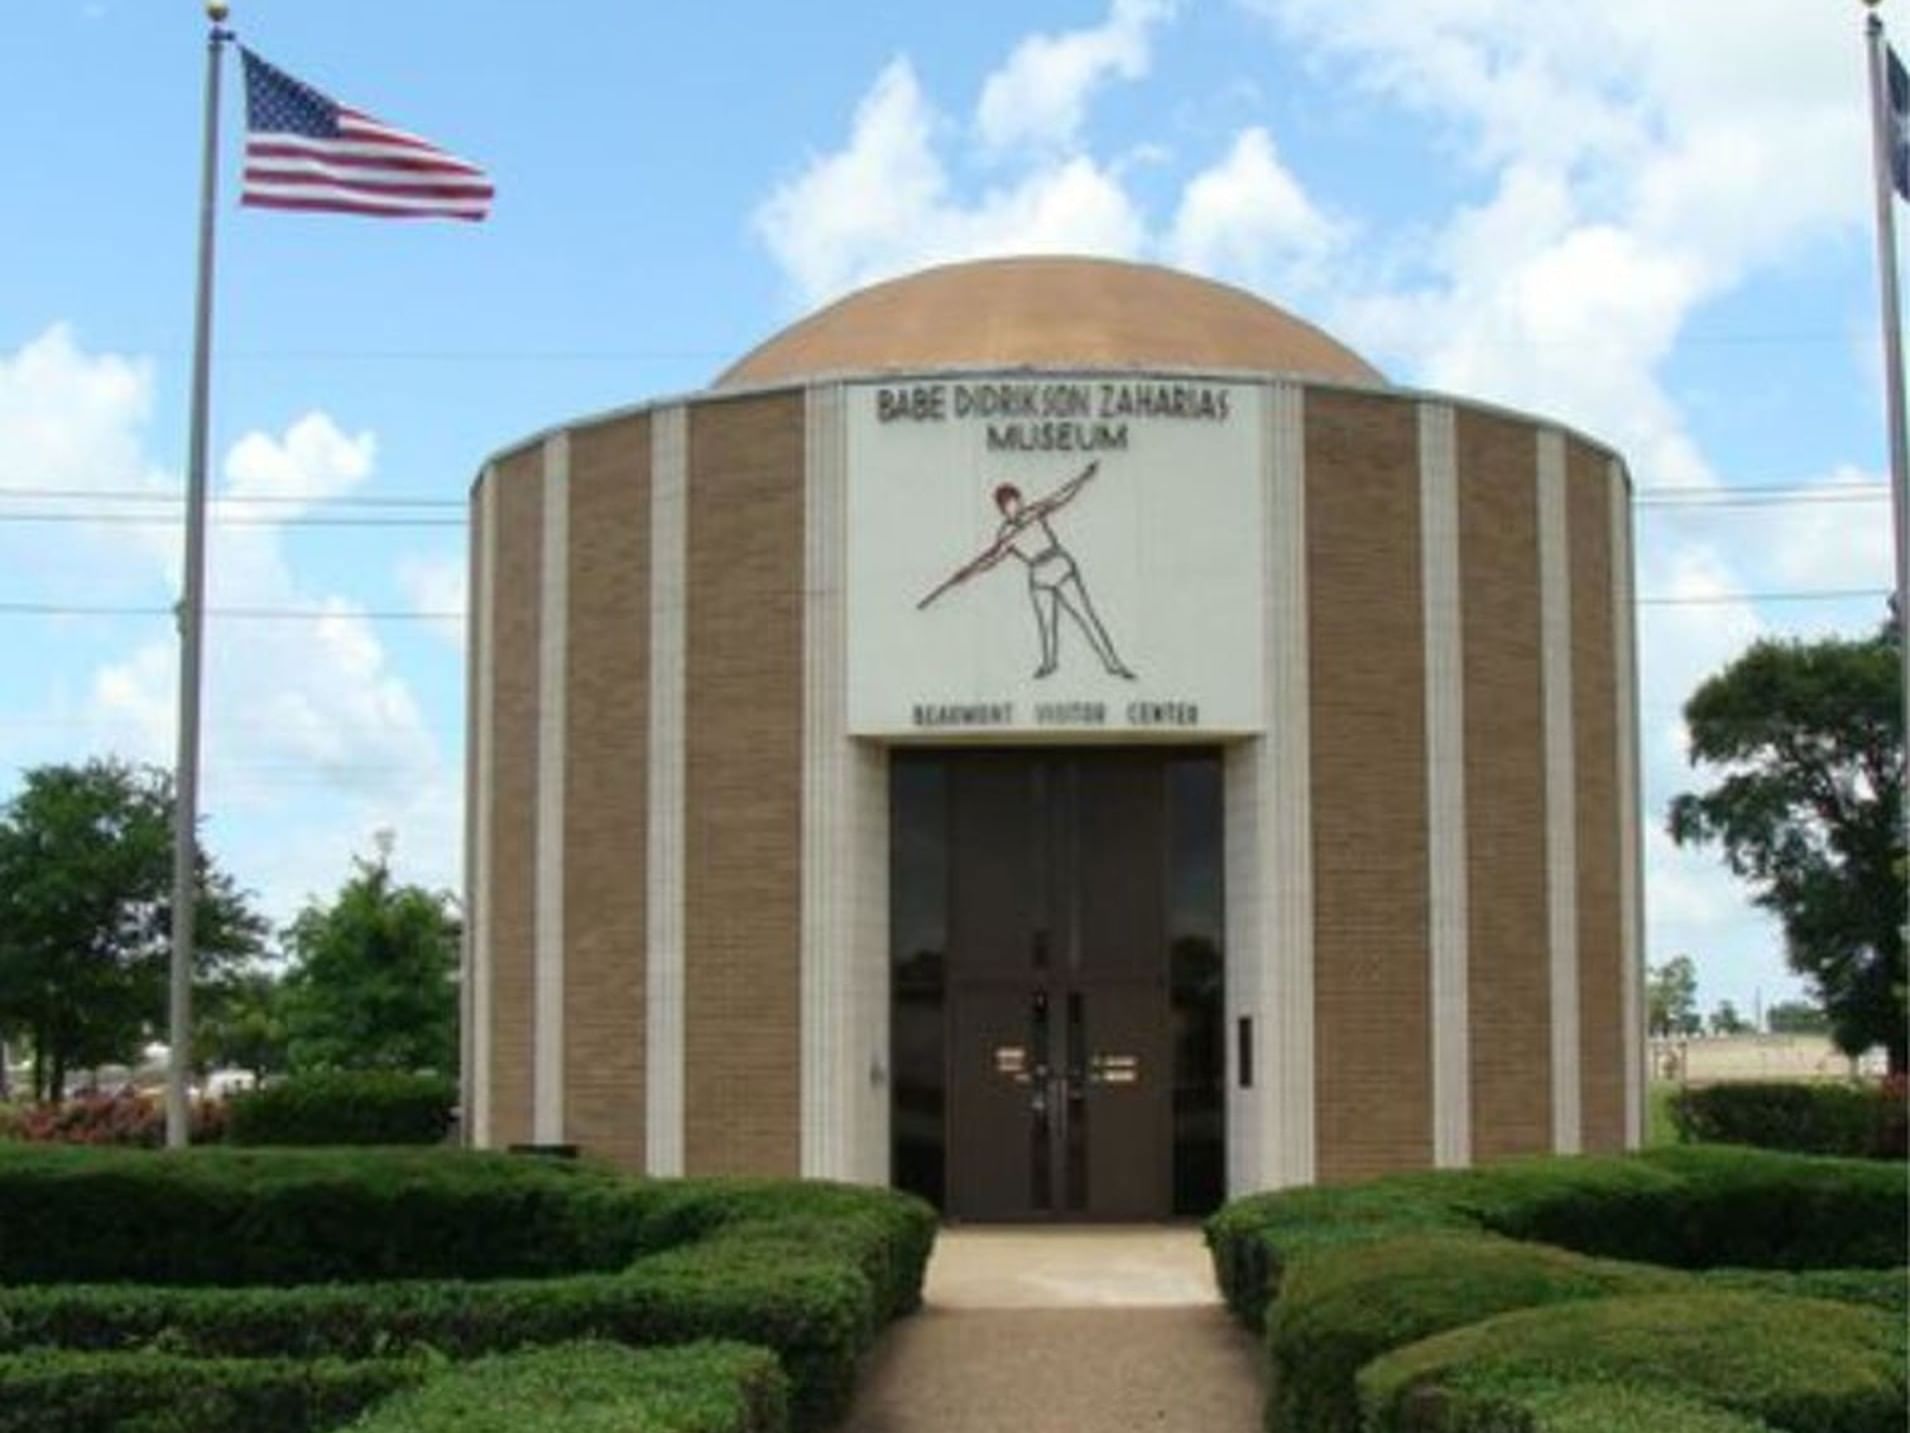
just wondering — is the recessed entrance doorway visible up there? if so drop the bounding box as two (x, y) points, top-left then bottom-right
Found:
(891, 749), (1224, 1221)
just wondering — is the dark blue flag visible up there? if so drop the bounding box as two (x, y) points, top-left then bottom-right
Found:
(1890, 45), (1910, 200)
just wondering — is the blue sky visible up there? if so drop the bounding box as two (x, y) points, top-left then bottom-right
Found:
(0, 0), (1900, 1024)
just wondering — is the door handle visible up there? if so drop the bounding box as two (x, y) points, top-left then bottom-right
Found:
(1028, 1065), (1058, 1116)
(1088, 1053), (1140, 1086)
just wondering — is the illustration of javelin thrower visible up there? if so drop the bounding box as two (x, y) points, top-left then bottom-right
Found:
(917, 460), (1136, 681)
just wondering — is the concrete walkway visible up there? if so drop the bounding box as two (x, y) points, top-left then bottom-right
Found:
(839, 1228), (1265, 1433)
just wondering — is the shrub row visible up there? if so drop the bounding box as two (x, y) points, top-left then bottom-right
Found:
(227, 1072), (457, 1147)
(1669, 1078), (1907, 1161)
(0, 1351), (416, 1433)
(0, 1073), (458, 1150)
(1369, 1374), (1781, 1433)
(346, 1342), (789, 1433)
(0, 1150), (936, 1431)
(1260, 1232), (1685, 1433)
(1207, 1148), (1908, 1433)
(0, 1342), (789, 1433)
(0, 1144), (651, 1285)
(3, 1091), (229, 1146)
(1700, 1264), (1910, 1315)
(1207, 1144), (1908, 1325)
(1358, 1292), (1906, 1433)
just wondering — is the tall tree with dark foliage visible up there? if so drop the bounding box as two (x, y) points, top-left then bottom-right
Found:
(1670, 625), (1905, 1072)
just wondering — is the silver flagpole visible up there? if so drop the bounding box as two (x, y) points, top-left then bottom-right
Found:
(167, 2), (233, 1150)
(1866, 3), (1910, 940)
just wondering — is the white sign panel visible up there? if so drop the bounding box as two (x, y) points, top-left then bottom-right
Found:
(846, 375), (1266, 738)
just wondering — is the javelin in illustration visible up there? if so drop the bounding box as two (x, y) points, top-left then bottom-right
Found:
(917, 459), (1136, 680)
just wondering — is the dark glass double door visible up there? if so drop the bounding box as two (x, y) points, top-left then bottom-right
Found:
(891, 749), (1222, 1223)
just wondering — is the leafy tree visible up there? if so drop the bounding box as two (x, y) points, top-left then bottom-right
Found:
(194, 967), (289, 1083)
(280, 848), (458, 1073)
(1669, 626), (1905, 1071)
(0, 759), (266, 1100)
(1765, 996), (1830, 1035)
(1646, 955), (1702, 1037)
(1707, 999), (1750, 1036)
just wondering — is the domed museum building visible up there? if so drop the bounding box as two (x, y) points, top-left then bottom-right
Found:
(462, 256), (1644, 1219)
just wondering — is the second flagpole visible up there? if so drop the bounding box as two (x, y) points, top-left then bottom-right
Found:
(166, 1), (232, 1150)
(1863, 1), (1910, 977)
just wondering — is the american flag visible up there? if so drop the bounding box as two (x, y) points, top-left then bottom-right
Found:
(239, 50), (493, 221)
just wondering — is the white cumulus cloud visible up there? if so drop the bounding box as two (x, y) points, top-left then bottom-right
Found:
(397, 551), (468, 650)
(0, 325), (458, 922)
(224, 412), (376, 519)
(755, 56), (1148, 307)
(976, 0), (1179, 154)
(1167, 126), (1346, 295)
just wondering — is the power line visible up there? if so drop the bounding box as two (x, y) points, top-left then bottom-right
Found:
(53, 346), (737, 363)
(0, 590), (1887, 622)
(1635, 479), (1885, 497)
(1639, 588), (1888, 607)
(0, 486), (461, 508)
(0, 486), (1888, 523)
(0, 512), (463, 529)
(1637, 493), (1886, 509)
(0, 602), (460, 620)
(0, 505), (1883, 530)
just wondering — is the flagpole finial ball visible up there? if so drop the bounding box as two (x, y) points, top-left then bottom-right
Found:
(206, 2), (229, 22)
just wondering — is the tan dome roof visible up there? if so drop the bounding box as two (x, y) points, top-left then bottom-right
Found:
(715, 256), (1383, 389)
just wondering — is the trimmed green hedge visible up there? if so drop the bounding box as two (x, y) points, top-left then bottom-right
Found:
(1365, 1371), (1780, 1432)
(226, 1071), (456, 1147)
(631, 1177), (937, 1326)
(0, 1145), (650, 1285)
(1461, 1145), (1907, 1271)
(1669, 1080), (1906, 1161)
(1207, 1145), (1908, 1324)
(1358, 1293), (1907, 1433)
(345, 1342), (788, 1433)
(1263, 1233), (1684, 1433)
(0, 1150), (936, 1431)
(0, 1342), (791, 1433)
(1698, 1264), (1910, 1315)
(0, 1351), (417, 1433)
(1208, 1148), (1909, 1433)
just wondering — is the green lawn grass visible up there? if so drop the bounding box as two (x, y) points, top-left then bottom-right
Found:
(1647, 1082), (1681, 1148)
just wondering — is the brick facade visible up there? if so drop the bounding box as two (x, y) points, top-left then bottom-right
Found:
(484, 446), (541, 1150)
(562, 414), (652, 1168)
(1305, 390), (1434, 1181)
(1569, 439), (1626, 1154)
(469, 370), (1638, 1189)
(1458, 409), (1554, 1160)
(682, 394), (805, 1176)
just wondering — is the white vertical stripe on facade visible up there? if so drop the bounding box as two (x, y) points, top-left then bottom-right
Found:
(459, 492), (477, 1147)
(645, 407), (688, 1176)
(1419, 404), (1472, 1169)
(532, 435), (570, 1147)
(802, 385), (889, 1182)
(1223, 741), (1267, 1194)
(1224, 381), (1313, 1195)
(1267, 382), (1316, 1188)
(1611, 462), (1645, 1147)
(1537, 430), (1582, 1154)
(470, 468), (498, 1148)
(799, 383), (835, 1179)
(850, 740), (889, 1183)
